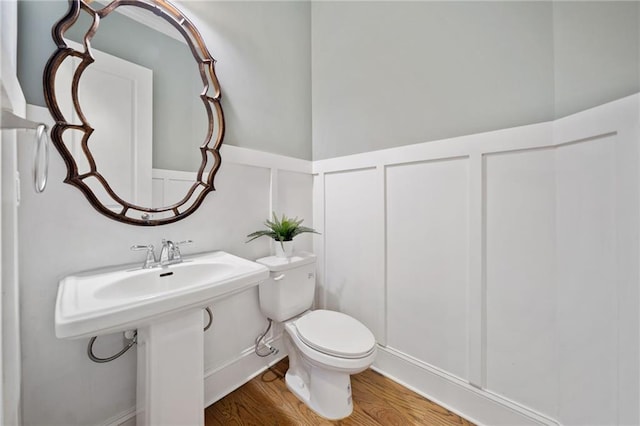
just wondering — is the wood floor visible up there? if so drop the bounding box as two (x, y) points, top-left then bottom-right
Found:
(205, 358), (474, 425)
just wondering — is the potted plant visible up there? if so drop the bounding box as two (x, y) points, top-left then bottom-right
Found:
(247, 212), (319, 257)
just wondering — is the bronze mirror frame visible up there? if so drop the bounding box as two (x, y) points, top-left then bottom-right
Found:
(43, 0), (225, 226)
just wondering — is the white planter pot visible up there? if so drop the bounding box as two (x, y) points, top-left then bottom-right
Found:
(274, 241), (294, 258)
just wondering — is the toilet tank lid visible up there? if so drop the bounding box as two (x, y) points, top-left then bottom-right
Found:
(255, 251), (316, 272)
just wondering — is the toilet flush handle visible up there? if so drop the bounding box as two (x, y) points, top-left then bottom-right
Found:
(273, 273), (286, 281)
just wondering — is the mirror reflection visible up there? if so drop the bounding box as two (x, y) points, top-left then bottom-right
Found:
(65, 4), (209, 207)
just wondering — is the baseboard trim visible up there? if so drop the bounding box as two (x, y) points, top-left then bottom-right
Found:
(204, 335), (288, 407)
(373, 346), (559, 426)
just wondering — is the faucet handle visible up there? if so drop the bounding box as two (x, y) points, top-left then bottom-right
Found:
(131, 244), (154, 252)
(173, 240), (193, 261)
(131, 244), (156, 268)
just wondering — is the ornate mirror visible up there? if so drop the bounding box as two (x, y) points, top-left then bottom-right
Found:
(43, 0), (224, 225)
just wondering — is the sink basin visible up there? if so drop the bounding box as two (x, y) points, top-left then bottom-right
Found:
(55, 251), (269, 339)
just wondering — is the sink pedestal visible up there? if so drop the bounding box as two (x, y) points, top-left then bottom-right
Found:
(136, 309), (204, 426)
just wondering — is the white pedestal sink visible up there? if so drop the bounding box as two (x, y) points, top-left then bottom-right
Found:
(55, 251), (269, 426)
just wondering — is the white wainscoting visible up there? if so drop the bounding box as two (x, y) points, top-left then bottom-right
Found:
(313, 95), (639, 426)
(484, 148), (557, 418)
(323, 168), (386, 341)
(386, 158), (469, 382)
(151, 168), (197, 208)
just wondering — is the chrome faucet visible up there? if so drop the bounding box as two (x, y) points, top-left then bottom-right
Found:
(132, 239), (193, 269)
(130, 244), (157, 269)
(159, 239), (193, 266)
(172, 240), (192, 263)
(159, 239), (176, 264)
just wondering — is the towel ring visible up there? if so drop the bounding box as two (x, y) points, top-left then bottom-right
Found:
(1, 110), (49, 193)
(34, 124), (49, 193)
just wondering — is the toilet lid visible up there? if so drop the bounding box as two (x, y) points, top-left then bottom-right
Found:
(294, 310), (376, 358)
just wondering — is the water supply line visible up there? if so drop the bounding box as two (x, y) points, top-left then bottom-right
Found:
(88, 332), (138, 363)
(203, 306), (213, 331)
(254, 318), (279, 357)
(87, 307), (214, 363)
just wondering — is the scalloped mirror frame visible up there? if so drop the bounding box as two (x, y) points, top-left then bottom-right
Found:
(43, 0), (225, 226)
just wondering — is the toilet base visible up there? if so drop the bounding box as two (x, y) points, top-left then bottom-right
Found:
(285, 364), (353, 420)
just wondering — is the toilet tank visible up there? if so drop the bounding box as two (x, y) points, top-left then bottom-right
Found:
(255, 252), (316, 322)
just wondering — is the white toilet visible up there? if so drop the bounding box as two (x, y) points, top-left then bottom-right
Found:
(256, 252), (377, 420)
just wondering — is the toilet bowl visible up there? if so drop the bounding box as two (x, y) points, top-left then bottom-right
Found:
(282, 310), (376, 419)
(256, 253), (377, 420)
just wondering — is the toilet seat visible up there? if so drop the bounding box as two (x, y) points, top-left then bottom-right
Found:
(294, 310), (376, 359)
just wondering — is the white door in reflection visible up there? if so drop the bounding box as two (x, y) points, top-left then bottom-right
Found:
(60, 40), (153, 210)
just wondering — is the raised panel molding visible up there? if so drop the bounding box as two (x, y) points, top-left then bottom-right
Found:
(323, 168), (385, 342)
(314, 95), (639, 425)
(386, 157), (469, 381)
(484, 148), (558, 417)
(556, 136), (617, 424)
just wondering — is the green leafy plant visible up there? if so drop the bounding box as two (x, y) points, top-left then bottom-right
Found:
(246, 212), (319, 249)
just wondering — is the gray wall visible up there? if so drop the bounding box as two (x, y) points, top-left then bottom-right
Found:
(179, 0), (312, 160)
(553, 1), (640, 118)
(311, 1), (640, 160)
(19, 1), (637, 161)
(16, 0), (67, 107)
(17, 0), (312, 160)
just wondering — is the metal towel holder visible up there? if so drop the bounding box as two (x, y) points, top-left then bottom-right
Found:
(1, 109), (49, 193)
